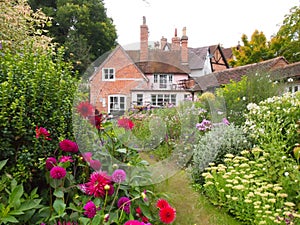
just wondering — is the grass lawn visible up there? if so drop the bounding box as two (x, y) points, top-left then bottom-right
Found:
(154, 170), (243, 225)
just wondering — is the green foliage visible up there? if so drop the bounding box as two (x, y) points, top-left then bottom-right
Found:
(202, 148), (300, 225)
(229, 30), (272, 67)
(28, 0), (118, 74)
(191, 124), (250, 183)
(243, 92), (300, 154)
(269, 6), (300, 63)
(0, 0), (53, 52)
(0, 160), (43, 225)
(0, 43), (78, 183)
(215, 71), (283, 126)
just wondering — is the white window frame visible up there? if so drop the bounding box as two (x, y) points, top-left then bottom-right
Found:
(108, 95), (126, 113)
(151, 94), (176, 106)
(102, 68), (115, 81)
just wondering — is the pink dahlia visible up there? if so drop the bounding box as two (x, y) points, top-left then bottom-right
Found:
(117, 196), (131, 214)
(124, 221), (143, 225)
(117, 118), (134, 130)
(45, 157), (57, 170)
(59, 156), (73, 163)
(89, 159), (101, 171)
(83, 200), (97, 218)
(82, 171), (114, 198)
(35, 126), (51, 140)
(50, 166), (67, 179)
(159, 206), (176, 224)
(111, 169), (126, 183)
(77, 101), (94, 118)
(59, 139), (78, 153)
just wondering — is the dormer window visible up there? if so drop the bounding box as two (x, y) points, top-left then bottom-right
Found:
(102, 68), (115, 81)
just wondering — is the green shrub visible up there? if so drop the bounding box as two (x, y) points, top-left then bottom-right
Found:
(215, 70), (284, 126)
(191, 123), (251, 183)
(0, 43), (78, 184)
(244, 91), (300, 154)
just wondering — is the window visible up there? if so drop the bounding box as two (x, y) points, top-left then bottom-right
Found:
(102, 68), (115, 81)
(137, 94), (143, 106)
(108, 95), (126, 116)
(151, 94), (176, 106)
(153, 74), (173, 89)
(288, 84), (300, 93)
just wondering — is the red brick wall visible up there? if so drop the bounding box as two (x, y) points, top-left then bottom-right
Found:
(90, 47), (147, 113)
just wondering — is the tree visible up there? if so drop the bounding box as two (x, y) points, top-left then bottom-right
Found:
(0, 0), (52, 52)
(229, 30), (272, 67)
(230, 5), (300, 66)
(269, 6), (300, 63)
(28, 0), (118, 74)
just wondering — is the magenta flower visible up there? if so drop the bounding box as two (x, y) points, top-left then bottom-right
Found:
(222, 117), (230, 125)
(117, 197), (131, 214)
(45, 157), (57, 170)
(59, 139), (78, 153)
(89, 159), (101, 171)
(117, 118), (134, 130)
(81, 152), (93, 162)
(124, 220), (151, 225)
(81, 171), (114, 198)
(83, 200), (97, 218)
(50, 166), (67, 179)
(111, 169), (126, 183)
(196, 119), (212, 131)
(35, 126), (51, 140)
(59, 156), (73, 163)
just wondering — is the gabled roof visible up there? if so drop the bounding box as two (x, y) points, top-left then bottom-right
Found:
(192, 56), (289, 91)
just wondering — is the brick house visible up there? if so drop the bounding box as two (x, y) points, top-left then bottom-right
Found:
(89, 17), (229, 116)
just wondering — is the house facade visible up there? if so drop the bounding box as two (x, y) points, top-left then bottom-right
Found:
(89, 17), (229, 116)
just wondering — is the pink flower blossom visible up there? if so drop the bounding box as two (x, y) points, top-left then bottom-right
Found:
(45, 157), (57, 170)
(35, 126), (51, 140)
(111, 169), (126, 183)
(59, 139), (78, 153)
(222, 117), (230, 125)
(81, 171), (114, 198)
(83, 200), (97, 218)
(117, 118), (134, 130)
(59, 156), (73, 163)
(89, 159), (101, 170)
(50, 166), (67, 179)
(81, 152), (93, 162)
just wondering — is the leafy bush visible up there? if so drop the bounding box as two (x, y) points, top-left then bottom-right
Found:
(215, 70), (284, 126)
(244, 92), (300, 154)
(191, 123), (251, 183)
(202, 148), (300, 225)
(0, 43), (78, 184)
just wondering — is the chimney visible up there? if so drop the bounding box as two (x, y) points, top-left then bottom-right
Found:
(171, 28), (180, 50)
(181, 27), (188, 64)
(140, 16), (148, 61)
(160, 36), (167, 50)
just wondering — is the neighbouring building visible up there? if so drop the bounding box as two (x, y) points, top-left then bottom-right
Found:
(89, 16), (229, 116)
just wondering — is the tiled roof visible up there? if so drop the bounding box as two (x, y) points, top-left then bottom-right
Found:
(188, 47), (209, 70)
(192, 56), (289, 91)
(271, 61), (300, 80)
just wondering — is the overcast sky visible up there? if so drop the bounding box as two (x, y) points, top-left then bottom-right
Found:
(103, 0), (299, 49)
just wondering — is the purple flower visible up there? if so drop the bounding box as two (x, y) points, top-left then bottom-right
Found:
(117, 197), (131, 214)
(222, 117), (230, 125)
(83, 201), (97, 218)
(50, 166), (67, 179)
(45, 157), (57, 170)
(111, 169), (126, 183)
(196, 119), (212, 131)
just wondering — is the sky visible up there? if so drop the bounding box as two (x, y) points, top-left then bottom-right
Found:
(103, 0), (299, 49)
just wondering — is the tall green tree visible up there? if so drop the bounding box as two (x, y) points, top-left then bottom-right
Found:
(28, 0), (118, 74)
(229, 30), (272, 67)
(230, 5), (300, 67)
(269, 6), (300, 63)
